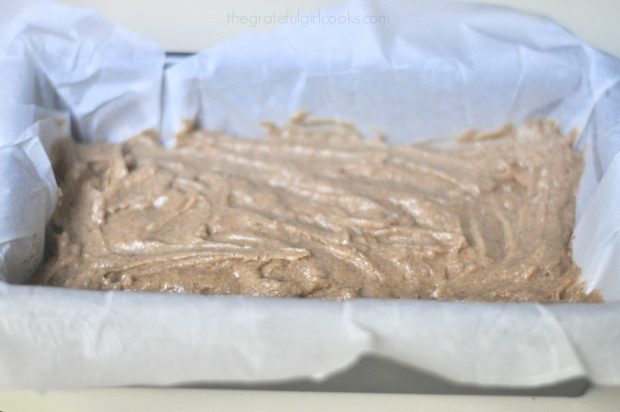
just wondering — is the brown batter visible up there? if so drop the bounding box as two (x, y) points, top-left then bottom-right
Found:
(31, 116), (600, 302)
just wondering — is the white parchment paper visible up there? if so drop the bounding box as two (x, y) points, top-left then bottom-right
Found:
(0, 0), (619, 389)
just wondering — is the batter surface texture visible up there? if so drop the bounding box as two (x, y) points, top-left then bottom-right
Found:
(32, 117), (598, 302)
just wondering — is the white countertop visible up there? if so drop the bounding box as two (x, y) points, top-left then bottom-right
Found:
(2, 1), (619, 410)
(1, 386), (620, 412)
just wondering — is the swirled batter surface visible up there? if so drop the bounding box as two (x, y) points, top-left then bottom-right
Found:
(32, 117), (599, 302)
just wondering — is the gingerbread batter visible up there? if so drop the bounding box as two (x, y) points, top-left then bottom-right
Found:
(31, 116), (599, 302)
